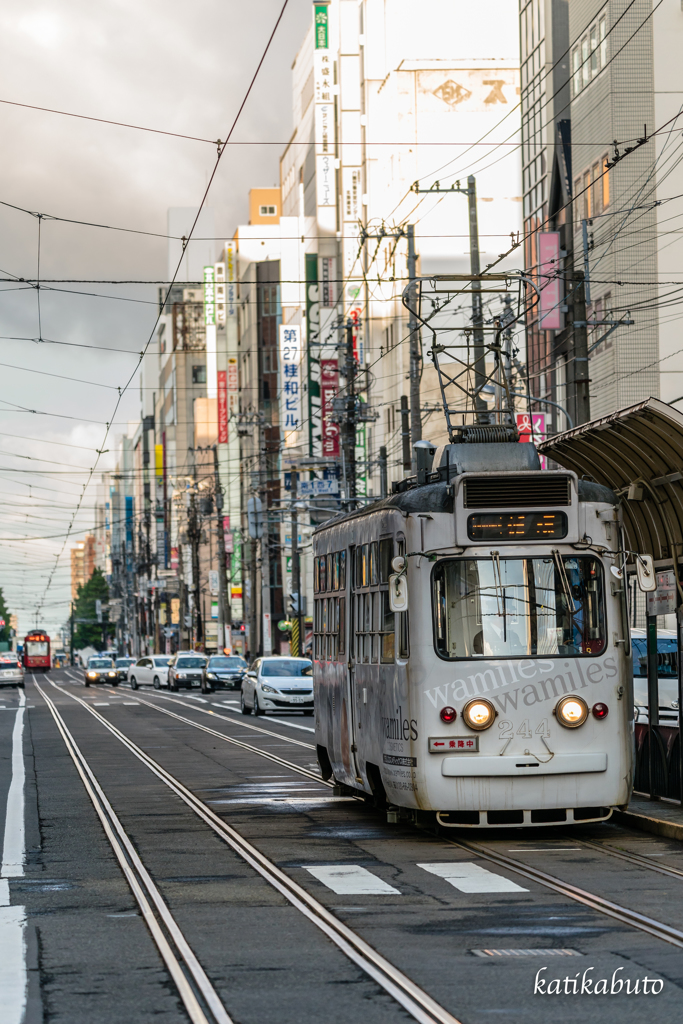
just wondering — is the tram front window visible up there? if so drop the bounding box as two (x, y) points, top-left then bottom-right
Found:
(433, 556), (605, 659)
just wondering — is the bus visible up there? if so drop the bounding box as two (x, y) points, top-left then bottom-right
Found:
(23, 631), (51, 672)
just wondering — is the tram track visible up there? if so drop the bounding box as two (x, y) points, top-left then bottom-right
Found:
(50, 675), (683, 955)
(34, 679), (233, 1024)
(42, 678), (462, 1024)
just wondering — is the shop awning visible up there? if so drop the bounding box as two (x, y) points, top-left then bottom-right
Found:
(538, 398), (683, 567)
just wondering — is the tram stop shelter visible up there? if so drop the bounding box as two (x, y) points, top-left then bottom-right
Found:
(539, 397), (683, 805)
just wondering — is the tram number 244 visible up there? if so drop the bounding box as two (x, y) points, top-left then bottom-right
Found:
(499, 718), (550, 740)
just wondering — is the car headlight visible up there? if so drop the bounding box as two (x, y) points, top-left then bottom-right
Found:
(261, 684), (277, 694)
(87, 672), (97, 678)
(108, 672), (116, 677)
(207, 673), (216, 680)
(177, 673), (187, 679)
(462, 698), (496, 731)
(555, 694), (589, 728)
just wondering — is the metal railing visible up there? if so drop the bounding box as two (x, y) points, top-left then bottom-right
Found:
(634, 723), (682, 801)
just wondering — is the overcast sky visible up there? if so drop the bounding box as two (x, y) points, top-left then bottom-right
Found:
(0, 0), (311, 637)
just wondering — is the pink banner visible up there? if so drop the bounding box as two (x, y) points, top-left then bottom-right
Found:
(321, 358), (340, 457)
(538, 231), (561, 330)
(217, 370), (228, 443)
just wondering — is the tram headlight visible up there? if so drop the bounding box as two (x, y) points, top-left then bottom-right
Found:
(554, 694), (588, 728)
(592, 702), (609, 720)
(462, 698), (496, 731)
(440, 706), (457, 724)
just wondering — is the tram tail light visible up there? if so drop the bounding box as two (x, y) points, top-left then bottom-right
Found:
(592, 702), (609, 720)
(462, 698), (496, 731)
(440, 706), (457, 724)
(554, 695), (588, 728)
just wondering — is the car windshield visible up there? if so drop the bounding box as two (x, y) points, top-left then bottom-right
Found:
(176, 658), (206, 668)
(89, 659), (113, 668)
(209, 657), (246, 669)
(632, 637), (678, 677)
(433, 556), (606, 659)
(116, 659), (135, 667)
(153, 657), (171, 666)
(261, 659), (313, 677)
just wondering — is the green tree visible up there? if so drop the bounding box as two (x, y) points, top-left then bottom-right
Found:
(0, 587), (11, 643)
(73, 568), (113, 651)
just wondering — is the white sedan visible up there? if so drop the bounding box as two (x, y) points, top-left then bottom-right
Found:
(241, 657), (313, 716)
(129, 655), (172, 690)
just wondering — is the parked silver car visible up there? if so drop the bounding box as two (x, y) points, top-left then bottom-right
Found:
(0, 656), (25, 689)
(240, 656), (313, 716)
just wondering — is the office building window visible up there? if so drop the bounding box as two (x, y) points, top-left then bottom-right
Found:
(572, 8), (608, 97)
(192, 365), (206, 384)
(259, 205), (277, 216)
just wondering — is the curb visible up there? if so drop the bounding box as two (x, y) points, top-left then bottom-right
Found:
(612, 808), (683, 842)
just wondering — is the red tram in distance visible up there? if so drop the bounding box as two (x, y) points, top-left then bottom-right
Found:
(23, 631), (51, 672)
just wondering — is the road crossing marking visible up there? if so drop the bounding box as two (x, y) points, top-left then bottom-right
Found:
(418, 862), (528, 893)
(93, 703), (110, 706)
(122, 702), (140, 706)
(305, 865), (401, 895)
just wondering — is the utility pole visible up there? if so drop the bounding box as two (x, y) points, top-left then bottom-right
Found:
(341, 318), (357, 507)
(379, 445), (388, 499)
(400, 395), (411, 472)
(69, 602), (74, 665)
(466, 176), (488, 423)
(188, 485), (203, 650)
(568, 271), (590, 426)
(212, 445), (230, 652)
(406, 225), (422, 460)
(290, 469), (303, 657)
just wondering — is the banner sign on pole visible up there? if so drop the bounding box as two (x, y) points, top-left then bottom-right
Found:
(217, 370), (228, 443)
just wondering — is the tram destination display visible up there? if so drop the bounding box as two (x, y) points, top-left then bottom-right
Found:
(467, 511), (568, 541)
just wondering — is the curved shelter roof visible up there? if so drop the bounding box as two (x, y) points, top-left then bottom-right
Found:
(538, 398), (683, 572)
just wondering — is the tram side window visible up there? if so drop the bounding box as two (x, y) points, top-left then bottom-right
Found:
(379, 538), (393, 582)
(312, 548), (347, 660)
(432, 555), (606, 659)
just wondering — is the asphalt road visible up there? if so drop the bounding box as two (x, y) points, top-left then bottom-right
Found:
(2, 669), (683, 1023)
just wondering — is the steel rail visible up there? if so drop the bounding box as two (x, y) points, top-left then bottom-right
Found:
(64, 669), (316, 751)
(34, 680), (233, 1024)
(47, 679), (462, 1024)
(569, 835), (683, 882)
(450, 837), (683, 950)
(55, 675), (683, 950)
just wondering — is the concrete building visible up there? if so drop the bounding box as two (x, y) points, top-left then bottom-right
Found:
(70, 535), (96, 601)
(520, 0), (683, 430)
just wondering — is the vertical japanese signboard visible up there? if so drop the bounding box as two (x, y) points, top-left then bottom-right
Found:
(314, 3), (335, 235)
(204, 264), (217, 398)
(217, 370), (228, 443)
(280, 324), (302, 439)
(538, 232), (561, 330)
(321, 358), (339, 456)
(306, 253), (321, 457)
(227, 357), (238, 415)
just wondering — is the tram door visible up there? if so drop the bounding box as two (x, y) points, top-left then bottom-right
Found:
(345, 545), (362, 781)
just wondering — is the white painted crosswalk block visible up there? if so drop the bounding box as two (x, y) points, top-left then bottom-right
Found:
(418, 862), (528, 893)
(305, 865), (401, 895)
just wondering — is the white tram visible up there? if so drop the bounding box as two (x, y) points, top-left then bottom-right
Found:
(312, 440), (633, 827)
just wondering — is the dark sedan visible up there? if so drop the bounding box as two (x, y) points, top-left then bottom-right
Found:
(201, 655), (247, 693)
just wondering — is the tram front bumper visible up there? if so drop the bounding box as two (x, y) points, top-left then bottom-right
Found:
(440, 752), (607, 777)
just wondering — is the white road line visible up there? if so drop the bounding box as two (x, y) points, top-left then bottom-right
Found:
(1, 687), (25, 877)
(122, 702), (140, 706)
(305, 865), (401, 895)
(0, 906), (27, 1024)
(93, 703), (110, 706)
(216, 703), (315, 734)
(1, 685), (26, 1024)
(418, 862), (528, 894)
(184, 695), (208, 703)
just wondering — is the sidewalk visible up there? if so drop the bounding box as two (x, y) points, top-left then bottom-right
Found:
(613, 795), (683, 841)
